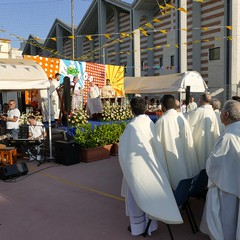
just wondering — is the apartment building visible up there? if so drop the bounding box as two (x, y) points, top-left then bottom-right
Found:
(22, 0), (240, 100)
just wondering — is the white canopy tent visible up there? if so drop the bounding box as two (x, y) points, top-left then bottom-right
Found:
(124, 71), (208, 94)
(0, 58), (54, 159)
(0, 59), (50, 90)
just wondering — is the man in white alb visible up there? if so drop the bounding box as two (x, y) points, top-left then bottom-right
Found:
(51, 73), (61, 120)
(185, 93), (220, 170)
(119, 97), (182, 236)
(101, 79), (115, 98)
(155, 95), (199, 190)
(200, 100), (240, 240)
(86, 82), (102, 117)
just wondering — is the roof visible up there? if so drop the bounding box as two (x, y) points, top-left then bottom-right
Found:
(124, 71), (209, 94)
(0, 58), (50, 90)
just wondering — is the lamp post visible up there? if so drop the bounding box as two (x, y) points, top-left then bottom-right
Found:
(71, 0), (75, 60)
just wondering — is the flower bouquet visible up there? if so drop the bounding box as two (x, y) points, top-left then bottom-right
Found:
(68, 109), (89, 127)
(101, 103), (134, 122)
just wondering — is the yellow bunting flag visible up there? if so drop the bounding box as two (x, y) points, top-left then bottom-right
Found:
(201, 27), (208, 31)
(121, 32), (128, 38)
(147, 48), (154, 50)
(159, 5), (165, 9)
(145, 22), (154, 29)
(51, 37), (57, 41)
(166, 3), (175, 9)
(86, 35), (92, 41)
(68, 36), (74, 39)
(174, 44), (179, 48)
(159, 29), (167, 34)
(180, 28), (187, 31)
(104, 34), (111, 39)
(152, 18), (161, 23)
(226, 26), (232, 30)
(194, 0), (205, 2)
(139, 28), (148, 36)
(34, 37), (40, 41)
(227, 36), (232, 41)
(178, 7), (188, 13)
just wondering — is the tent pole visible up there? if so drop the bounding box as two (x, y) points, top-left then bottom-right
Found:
(48, 89), (54, 160)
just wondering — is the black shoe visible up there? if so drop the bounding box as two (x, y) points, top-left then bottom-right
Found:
(127, 226), (145, 237)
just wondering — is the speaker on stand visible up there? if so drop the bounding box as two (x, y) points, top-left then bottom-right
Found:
(63, 76), (71, 115)
(185, 86), (191, 107)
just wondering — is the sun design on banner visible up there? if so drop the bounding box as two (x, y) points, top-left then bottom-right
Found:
(105, 65), (124, 96)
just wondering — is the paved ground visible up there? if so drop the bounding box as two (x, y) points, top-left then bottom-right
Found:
(0, 156), (210, 240)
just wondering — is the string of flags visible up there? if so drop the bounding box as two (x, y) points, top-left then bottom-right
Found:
(0, 0), (232, 61)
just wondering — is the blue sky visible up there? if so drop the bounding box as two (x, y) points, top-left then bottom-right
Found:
(0, 0), (133, 49)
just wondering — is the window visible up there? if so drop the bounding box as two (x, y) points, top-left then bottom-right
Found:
(141, 61), (146, 71)
(170, 55), (175, 66)
(209, 47), (220, 60)
(159, 56), (163, 68)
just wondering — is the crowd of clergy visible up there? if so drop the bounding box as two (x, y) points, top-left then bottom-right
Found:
(119, 93), (240, 240)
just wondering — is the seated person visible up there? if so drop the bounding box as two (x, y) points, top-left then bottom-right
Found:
(28, 116), (47, 140)
(101, 79), (115, 98)
(27, 115), (47, 161)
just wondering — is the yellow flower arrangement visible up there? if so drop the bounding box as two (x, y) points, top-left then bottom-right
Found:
(68, 109), (89, 127)
(101, 103), (134, 122)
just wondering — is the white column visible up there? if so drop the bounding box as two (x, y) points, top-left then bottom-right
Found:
(134, 29), (141, 77)
(231, 0), (240, 86)
(179, 0), (187, 72)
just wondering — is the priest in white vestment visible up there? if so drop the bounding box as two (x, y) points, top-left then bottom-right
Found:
(51, 73), (61, 120)
(187, 96), (197, 112)
(200, 100), (240, 240)
(119, 97), (182, 236)
(210, 98), (225, 135)
(86, 82), (102, 117)
(185, 93), (220, 170)
(155, 95), (199, 190)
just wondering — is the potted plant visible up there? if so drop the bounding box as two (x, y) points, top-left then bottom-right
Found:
(74, 123), (114, 162)
(109, 122), (127, 155)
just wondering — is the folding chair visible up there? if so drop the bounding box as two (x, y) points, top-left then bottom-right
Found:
(174, 178), (198, 234)
(143, 178), (196, 239)
(189, 169), (208, 200)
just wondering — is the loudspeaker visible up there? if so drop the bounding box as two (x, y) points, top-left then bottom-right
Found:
(185, 86), (191, 105)
(55, 140), (80, 166)
(63, 76), (71, 114)
(0, 162), (28, 180)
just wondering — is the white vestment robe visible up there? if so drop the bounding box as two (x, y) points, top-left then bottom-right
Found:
(185, 105), (220, 170)
(155, 109), (199, 189)
(51, 79), (60, 120)
(119, 114), (182, 235)
(214, 109), (225, 135)
(200, 121), (240, 240)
